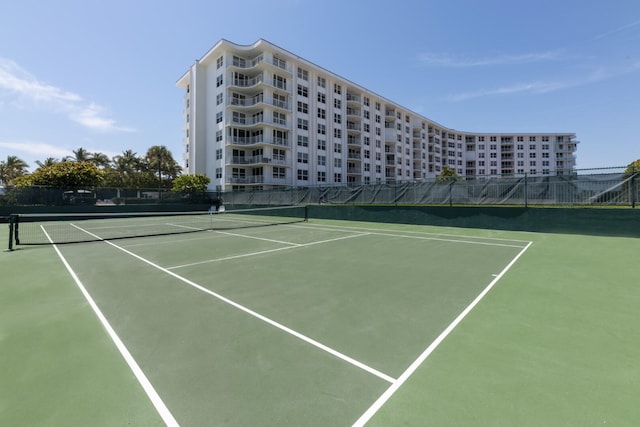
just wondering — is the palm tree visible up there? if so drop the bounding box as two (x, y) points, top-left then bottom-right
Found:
(112, 150), (142, 187)
(65, 147), (93, 162)
(0, 155), (30, 185)
(91, 152), (112, 169)
(35, 157), (59, 168)
(146, 145), (181, 188)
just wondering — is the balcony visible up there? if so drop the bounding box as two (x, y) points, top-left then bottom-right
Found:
(230, 94), (290, 111)
(231, 74), (264, 88)
(229, 156), (287, 166)
(228, 135), (290, 147)
(230, 115), (288, 129)
(346, 108), (361, 117)
(231, 55), (264, 69)
(346, 93), (361, 104)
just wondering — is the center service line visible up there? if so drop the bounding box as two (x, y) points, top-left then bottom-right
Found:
(70, 224), (395, 384)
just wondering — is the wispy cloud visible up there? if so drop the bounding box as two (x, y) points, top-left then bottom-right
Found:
(449, 62), (640, 101)
(419, 50), (566, 68)
(0, 140), (73, 161)
(594, 18), (640, 40)
(0, 58), (135, 133)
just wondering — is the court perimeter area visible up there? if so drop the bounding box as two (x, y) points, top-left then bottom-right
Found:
(1, 215), (639, 426)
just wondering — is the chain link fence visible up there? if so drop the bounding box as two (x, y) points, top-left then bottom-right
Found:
(1, 167), (637, 209)
(219, 167), (639, 208)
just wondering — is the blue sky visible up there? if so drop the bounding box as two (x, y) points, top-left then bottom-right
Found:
(1, 0), (639, 172)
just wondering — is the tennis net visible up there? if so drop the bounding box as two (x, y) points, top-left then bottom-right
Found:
(7, 205), (308, 249)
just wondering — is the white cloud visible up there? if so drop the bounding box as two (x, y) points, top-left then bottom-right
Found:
(449, 62), (640, 101)
(594, 19), (640, 40)
(0, 58), (134, 133)
(70, 103), (135, 133)
(419, 50), (566, 68)
(0, 140), (73, 160)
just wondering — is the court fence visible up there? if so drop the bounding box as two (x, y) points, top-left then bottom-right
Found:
(0, 166), (637, 210)
(220, 167), (639, 208)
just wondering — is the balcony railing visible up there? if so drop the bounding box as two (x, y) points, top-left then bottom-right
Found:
(228, 135), (290, 147)
(229, 156), (288, 166)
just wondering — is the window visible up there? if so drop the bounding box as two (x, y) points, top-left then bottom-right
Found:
(317, 123), (326, 135)
(334, 173), (342, 183)
(317, 108), (326, 119)
(273, 149), (285, 161)
(273, 167), (285, 179)
(273, 112), (286, 125)
(334, 84), (342, 95)
(297, 67), (308, 81)
(318, 155), (326, 166)
(216, 75), (223, 87)
(216, 93), (223, 105)
(334, 99), (341, 109)
(317, 139), (326, 150)
(297, 84), (308, 97)
(317, 76), (326, 88)
(216, 56), (223, 69)
(216, 149), (223, 160)
(334, 128), (342, 139)
(272, 57), (286, 69)
(216, 130), (223, 142)
(530, 136), (537, 141)
(297, 101), (308, 114)
(317, 171), (326, 182)
(297, 169), (308, 181)
(334, 144), (342, 153)
(297, 118), (308, 130)
(273, 74), (287, 90)
(334, 158), (342, 168)
(297, 153), (308, 164)
(215, 168), (222, 178)
(297, 135), (308, 147)
(317, 93), (326, 103)
(216, 111), (223, 123)
(529, 144), (536, 150)
(334, 113), (341, 124)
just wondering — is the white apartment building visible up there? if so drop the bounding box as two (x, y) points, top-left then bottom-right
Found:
(177, 39), (579, 191)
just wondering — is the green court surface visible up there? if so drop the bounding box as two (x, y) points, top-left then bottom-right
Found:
(1, 217), (639, 426)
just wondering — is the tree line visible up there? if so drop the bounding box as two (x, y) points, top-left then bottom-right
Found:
(0, 145), (182, 189)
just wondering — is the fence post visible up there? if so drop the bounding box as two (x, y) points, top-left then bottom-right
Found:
(631, 166), (637, 208)
(449, 181), (454, 207)
(524, 173), (528, 208)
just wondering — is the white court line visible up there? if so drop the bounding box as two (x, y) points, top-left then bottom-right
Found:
(166, 232), (369, 270)
(41, 225), (179, 427)
(214, 230), (303, 246)
(352, 240), (533, 427)
(69, 224), (394, 384)
(290, 222), (532, 245)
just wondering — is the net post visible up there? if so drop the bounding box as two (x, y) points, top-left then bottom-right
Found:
(304, 205), (309, 222)
(6, 214), (16, 251)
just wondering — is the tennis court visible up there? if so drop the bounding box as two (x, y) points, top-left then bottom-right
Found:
(2, 208), (639, 426)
